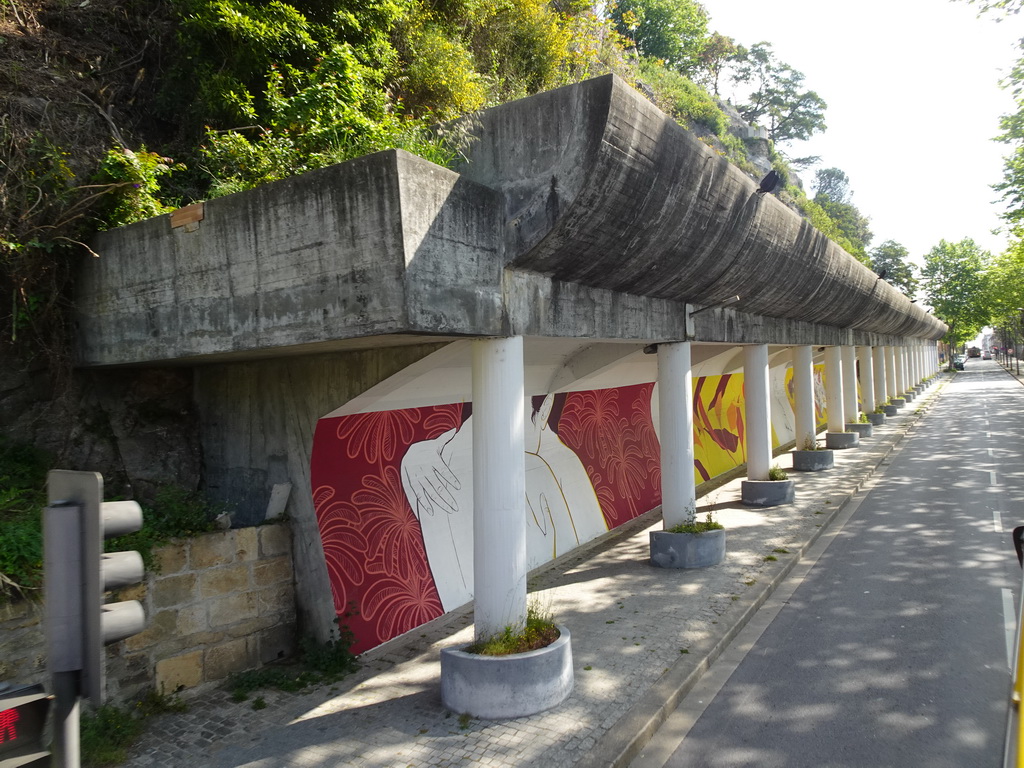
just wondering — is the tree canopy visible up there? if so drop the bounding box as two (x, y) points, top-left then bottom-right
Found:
(608, 0), (710, 74)
(921, 238), (993, 350)
(728, 42), (827, 145)
(869, 240), (918, 297)
(812, 168), (872, 262)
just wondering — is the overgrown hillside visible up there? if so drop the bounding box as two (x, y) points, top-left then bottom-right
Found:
(1, 0), (837, 366)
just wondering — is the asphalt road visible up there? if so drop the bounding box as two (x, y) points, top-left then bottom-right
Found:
(633, 361), (1024, 768)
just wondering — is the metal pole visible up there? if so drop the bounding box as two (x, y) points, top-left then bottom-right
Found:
(52, 670), (81, 768)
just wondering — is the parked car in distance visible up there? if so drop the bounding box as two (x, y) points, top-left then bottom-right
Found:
(982, 351), (992, 360)
(953, 355), (966, 370)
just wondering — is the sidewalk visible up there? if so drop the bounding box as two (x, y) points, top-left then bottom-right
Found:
(123, 377), (949, 768)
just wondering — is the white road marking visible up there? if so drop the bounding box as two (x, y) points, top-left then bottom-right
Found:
(995, 510), (1004, 533)
(991, 471), (999, 486)
(1003, 588), (1016, 670)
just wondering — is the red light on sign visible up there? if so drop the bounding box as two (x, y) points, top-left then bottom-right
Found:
(0, 706), (19, 741)
(0, 688), (50, 763)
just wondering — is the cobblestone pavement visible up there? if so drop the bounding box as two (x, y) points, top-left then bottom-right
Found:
(122, 377), (948, 768)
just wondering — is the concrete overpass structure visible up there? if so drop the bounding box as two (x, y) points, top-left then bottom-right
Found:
(78, 74), (944, 661)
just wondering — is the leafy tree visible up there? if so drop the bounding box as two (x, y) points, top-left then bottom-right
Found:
(608, 0), (710, 74)
(812, 167), (850, 204)
(869, 240), (918, 297)
(816, 198), (872, 262)
(985, 240), (1024, 335)
(694, 32), (738, 96)
(811, 168), (871, 262)
(921, 238), (993, 362)
(992, 43), (1024, 233)
(729, 42), (827, 145)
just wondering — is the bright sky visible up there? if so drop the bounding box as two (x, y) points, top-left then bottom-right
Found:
(698, 0), (1024, 262)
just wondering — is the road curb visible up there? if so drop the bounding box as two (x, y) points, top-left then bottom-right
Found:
(589, 376), (949, 768)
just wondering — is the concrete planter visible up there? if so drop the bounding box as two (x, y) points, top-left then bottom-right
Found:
(845, 422), (873, 438)
(867, 412), (886, 426)
(650, 529), (726, 569)
(440, 625), (574, 720)
(791, 449), (834, 471)
(903, 392), (915, 403)
(741, 479), (795, 507)
(825, 431), (859, 450)
(890, 397), (906, 408)
(882, 404), (898, 417)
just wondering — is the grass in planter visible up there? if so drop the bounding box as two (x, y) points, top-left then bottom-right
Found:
(768, 465), (788, 481)
(465, 605), (559, 656)
(667, 510), (723, 535)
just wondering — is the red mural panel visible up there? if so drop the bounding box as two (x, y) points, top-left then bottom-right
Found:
(556, 383), (661, 528)
(310, 383), (662, 653)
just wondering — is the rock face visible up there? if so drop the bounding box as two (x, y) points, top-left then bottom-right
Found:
(1, 362), (201, 503)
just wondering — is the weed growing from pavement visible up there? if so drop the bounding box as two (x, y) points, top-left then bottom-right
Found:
(227, 625), (357, 700)
(763, 555), (778, 562)
(81, 689), (186, 767)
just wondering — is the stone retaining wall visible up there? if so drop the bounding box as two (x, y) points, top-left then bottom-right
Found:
(0, 524), (297, 703)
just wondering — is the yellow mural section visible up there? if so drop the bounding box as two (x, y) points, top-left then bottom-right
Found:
(691, 373), (749, 482)
(692, 364), (836, 484)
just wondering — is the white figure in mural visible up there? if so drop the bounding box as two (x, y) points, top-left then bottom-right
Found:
(400, 422), (473, 612)
(524, 394), (607, 569)
(399, 394), (606, 612)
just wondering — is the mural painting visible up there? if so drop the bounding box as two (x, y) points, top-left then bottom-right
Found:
(311, 370), (796, 654)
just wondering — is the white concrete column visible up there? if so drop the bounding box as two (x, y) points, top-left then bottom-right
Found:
(895, 346), (906, 394)
(824, 346), (844, 432)
(913, 344), (921, 385)
(471, 336), (527, 641)
(744, 344), (772, 481)
(872, 346), (887, 407)
(658, 342), (695, 529)
(841, 346), (859, 423)
(858, 346), (875, 413)
(792, 346), (816, 449)
(884, 346), (897, 401)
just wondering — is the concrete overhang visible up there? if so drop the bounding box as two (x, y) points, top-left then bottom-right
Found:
(454, 74), (945, 342)
(76, 75), (944, 368)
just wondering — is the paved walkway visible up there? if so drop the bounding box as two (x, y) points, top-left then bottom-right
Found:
(123, 375), (950, 768)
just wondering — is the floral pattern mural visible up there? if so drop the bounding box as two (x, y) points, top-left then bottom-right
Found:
(311, 371), (794, 653)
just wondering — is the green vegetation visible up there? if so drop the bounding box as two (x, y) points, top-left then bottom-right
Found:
(81, 689), (187, 767)
(870, 240), (918, 297)
(465, 604), (559, 656)
(920, 238), (993, 362)
(666, 502), (723, 534)
(227, 626), (358, 699)
(767, 465), (788, 481)
(728, 42), (827, 145)
(0, 436), (50, 600)
(609, 0), (709, 73)
(1, 0), (875, 371)
(0, 435), (223, 603)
